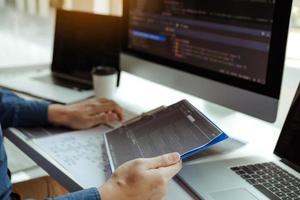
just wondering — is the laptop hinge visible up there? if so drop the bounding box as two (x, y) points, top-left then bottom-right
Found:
(281, 158), (300, 173)
(52, 72), (93, 85)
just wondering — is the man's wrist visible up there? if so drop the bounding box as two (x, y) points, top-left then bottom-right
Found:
(99, 180), (120, 200)
(99, 182), (111, 200)
(48, 104), (70, 126)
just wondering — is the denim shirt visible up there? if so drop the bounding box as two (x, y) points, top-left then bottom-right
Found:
(0, 89), (101, 200)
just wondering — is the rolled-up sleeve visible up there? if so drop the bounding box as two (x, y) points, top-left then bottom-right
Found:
(0, 89), (50, 129)
(50, 188), (101, 200)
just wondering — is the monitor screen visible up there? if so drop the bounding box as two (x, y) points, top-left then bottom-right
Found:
(275, 84), (300, 168)
(123, 0), (292, 99)
(52, 10), (122, 83)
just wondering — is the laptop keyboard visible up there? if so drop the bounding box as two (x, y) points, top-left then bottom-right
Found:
(231, 162), (300, 200)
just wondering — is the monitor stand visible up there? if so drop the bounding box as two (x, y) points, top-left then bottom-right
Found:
(202, 101), (235, 119)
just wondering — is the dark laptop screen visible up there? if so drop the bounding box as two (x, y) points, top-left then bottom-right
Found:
(275, 84), (300, 168)
(52, 10), (122, 83)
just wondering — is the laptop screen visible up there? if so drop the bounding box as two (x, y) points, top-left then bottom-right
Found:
(52, 10), (122, 83)
(275, 83), (300, 169)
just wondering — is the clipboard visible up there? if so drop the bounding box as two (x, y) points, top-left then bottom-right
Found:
(104, 100), (228, 171)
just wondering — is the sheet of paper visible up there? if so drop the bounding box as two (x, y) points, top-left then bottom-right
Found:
(33, 126), (112, 189)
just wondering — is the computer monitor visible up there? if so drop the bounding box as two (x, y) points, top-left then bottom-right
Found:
(121, 0), (293, 122)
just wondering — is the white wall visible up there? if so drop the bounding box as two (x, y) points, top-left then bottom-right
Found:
(63, 0), (111, 14)
(0, 0), (5, 7)
(16, 0), (26, 11)
(111, 0), (122, 16)
(63, 0), (73, 10)
(27, 0), (38, 15)
(72, 0), (94, 12)
(94, 0), (111, 14)
(38, 0), (50, 17)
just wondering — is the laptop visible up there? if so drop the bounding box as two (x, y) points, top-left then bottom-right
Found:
(178, 84), (300, 200)
(0, 10), (122, 104)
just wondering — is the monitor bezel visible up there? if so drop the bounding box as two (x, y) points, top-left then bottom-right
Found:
(122, 0), (293, 99)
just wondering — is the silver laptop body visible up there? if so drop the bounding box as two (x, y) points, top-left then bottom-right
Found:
(178, 84), (300, 200)
(0, 68), (94, 104)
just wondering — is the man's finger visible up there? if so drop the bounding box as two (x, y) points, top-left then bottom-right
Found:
(98, 100), (124, 121)
(98, 98), (112, 103)
(101, 103), (123, 120)
(154, 161), (182, 181)
(143, 152), (181, 169)
(106, 113), (119, 122)
(92, 103), (124, 120)
(90, 113), (109, 126)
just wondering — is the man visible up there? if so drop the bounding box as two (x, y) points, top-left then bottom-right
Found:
(0, 89), (182, 200)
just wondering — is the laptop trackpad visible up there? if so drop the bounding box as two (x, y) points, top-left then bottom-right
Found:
(210, 188), (258, 200)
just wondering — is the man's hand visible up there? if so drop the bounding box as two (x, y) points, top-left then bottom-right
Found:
(100, 152), (182, 200)
(48, 98), (123, 129)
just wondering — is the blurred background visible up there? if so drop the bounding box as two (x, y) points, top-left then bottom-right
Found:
(293, 0), (300, 27)
(0, 0), (299, 70)
(0, 0), (300, 184)
(0, 0), (123, 15)
(0, 0), (123, 69)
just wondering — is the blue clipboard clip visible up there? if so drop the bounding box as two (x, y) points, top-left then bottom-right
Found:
(181, 132), (229, 160)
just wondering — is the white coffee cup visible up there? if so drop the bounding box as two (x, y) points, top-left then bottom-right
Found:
(92, 66), (118, 99)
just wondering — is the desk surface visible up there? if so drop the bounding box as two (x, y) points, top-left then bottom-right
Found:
(2, 66), (300, 200)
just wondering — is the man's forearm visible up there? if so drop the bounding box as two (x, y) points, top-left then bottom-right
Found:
(0, 89), (50, 128)
(50, 188), (101, 200)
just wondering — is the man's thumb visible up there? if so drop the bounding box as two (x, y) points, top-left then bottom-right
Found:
(144, 152), (181, 169)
